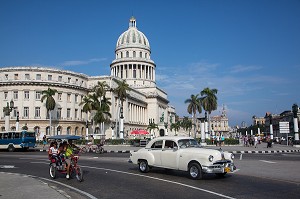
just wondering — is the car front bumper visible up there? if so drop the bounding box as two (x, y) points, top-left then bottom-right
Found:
(202, 162), (236, 174)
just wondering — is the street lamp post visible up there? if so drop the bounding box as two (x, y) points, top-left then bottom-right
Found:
(269, 114), (274, 140)
(149, 118), (154, 139)
(200, 118), (205, 145)
(119, 107), (124, 139)
(292, 104), (299, 142)
(3, 100), (14, 131)
(204, 112), (208, 140)
(85, 121), (89, 140)
(111, 123), (115, 140)
(16, 111), (19, 131)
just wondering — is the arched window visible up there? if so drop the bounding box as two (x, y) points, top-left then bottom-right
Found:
(140, 52), (142, 58)
(67, 127), (71, 135)
(145, 53), (148, 59)
(46, 127), (50, 135)
(120, 52), (123, 58)
(57, 126), (62, 135)
(133, 51), (136, 57)
(126, 51), (129, 58)
(75, 127), (79, 135)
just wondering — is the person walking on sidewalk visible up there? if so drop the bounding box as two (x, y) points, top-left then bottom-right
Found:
(266, 136), (272, 148)
(254, 135), (258, 148)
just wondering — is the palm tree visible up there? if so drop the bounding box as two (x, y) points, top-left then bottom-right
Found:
(93, 81), (111, 135)
(184, 94), (202, 138)
(41, 87), (57, 136)
(170, 121), (181, 136)
(181, 116), (193, 137)
(79, 94), (94, 139)
(113, 79), (131, 139)
(95, 96), (112, 134)
(93, 81), (109, 98)
(147, 122), (159, 138)
(200, 87), (218, 135)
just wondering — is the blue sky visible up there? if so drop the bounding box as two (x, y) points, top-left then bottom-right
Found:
(1, 0), (300, 127)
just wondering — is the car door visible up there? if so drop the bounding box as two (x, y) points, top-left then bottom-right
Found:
(148, 140), (163, 166)
(161, 140), (179, 169)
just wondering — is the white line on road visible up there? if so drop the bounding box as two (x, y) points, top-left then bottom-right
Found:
(30, 161), (236, 198)
(259, 160), (276, 164)
(82, 165), (236, 199)
(0, 165), (16, 169)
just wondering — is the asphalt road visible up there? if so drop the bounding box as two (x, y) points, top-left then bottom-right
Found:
(0, 151), (300, 199)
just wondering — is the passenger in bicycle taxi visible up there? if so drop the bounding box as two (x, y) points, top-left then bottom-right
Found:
(48, 141), (62, 168)
(64, 140), (79, 179)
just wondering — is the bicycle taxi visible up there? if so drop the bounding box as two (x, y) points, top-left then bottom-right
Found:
(47, 135), (83, 182)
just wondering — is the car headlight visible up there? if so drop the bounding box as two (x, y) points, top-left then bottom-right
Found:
(231, 154), (235, 160)
(208, 155), (214, 162)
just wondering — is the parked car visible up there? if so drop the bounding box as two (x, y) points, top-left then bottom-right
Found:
(129, 136), (236, 179)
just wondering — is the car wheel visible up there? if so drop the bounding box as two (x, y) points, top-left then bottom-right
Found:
(216, 172), (227, 178)
(139, 160), (150, 173)
(188, 163), (203, 180)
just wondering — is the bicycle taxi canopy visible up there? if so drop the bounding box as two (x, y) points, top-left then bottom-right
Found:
(47, 135), (82, 141)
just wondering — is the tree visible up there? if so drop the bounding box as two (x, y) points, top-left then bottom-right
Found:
(170, 121), (181, 136)
(181, 116), (193, 137)
(93, 81), (109, 98)
(92, 81), (111, 135)
(147, 122), (159, 138)
(41, 87), (57, 136)
(185, 94), (202, 138)
(200, 87), (218, 135)
(79, 94), (94, 138)
(113, 79), (131, 138)
(94, 96), (112, 134)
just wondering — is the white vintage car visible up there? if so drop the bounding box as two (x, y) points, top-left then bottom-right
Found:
(129, 136), (236, 179)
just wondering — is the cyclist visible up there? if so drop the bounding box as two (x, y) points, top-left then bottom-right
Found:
(64, 139), (79, 179)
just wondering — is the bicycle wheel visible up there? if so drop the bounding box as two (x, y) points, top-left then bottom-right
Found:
(49, 164), (56, 179)
(81, 147), (88, 153)
(75, 166), (83, 182)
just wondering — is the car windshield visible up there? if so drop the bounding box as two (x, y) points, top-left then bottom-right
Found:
(178, 139), (200, 148)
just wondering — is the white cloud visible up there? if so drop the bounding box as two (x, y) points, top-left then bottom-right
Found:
(61, 58), (107, 66)
(229, 65), (262, 73)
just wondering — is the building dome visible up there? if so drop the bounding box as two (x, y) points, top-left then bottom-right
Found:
(116, 17), (150, 51)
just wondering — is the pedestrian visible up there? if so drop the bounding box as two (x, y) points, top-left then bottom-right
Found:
(266, 136), (272, 148)
(221, 134), (225, 146)
(216, 135), (220, 146)
(42, 135), (47, 149)
(254, 135), (258, 148)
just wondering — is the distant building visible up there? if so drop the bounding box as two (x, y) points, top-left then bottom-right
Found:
(252, 116), (266, 126)
(264, 110), (299, 138)
(210, 105), (229, 136)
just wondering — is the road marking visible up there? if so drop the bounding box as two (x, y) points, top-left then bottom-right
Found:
(259, 160), (276, 164)
(0, 165), (16, 169)
(82, 165), (236, 199)
(31, 161), (236, 198)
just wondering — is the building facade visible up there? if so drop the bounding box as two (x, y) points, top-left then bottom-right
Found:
(0, 17), (176, 139)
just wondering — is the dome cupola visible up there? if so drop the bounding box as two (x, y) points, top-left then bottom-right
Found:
(111, 17), (156, 88)
(116, 17), (150, 51)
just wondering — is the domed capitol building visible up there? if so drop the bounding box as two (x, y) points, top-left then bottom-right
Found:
(0, 17), (176, 139)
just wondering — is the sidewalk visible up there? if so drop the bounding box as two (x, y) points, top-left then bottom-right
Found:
(0, 172), (68, 199)
(102, 143), (300, 154)
(36, 143), (300, 154)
